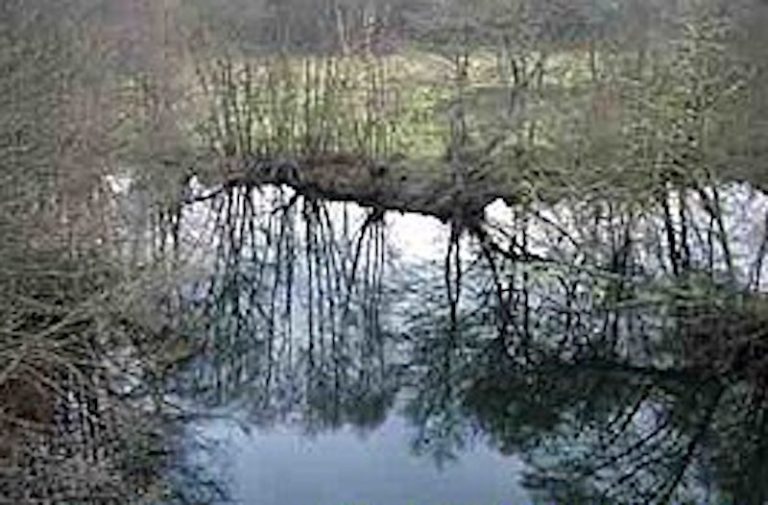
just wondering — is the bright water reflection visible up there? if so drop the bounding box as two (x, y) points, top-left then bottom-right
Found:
(204, 414), (529, 505)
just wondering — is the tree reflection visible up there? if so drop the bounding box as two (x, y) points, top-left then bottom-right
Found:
(401, 184), (768, 504)
(174, 186), (398, 433)
(171, 181), (768, 504)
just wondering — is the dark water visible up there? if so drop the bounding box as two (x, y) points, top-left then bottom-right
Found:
(164, 183), (768, 505)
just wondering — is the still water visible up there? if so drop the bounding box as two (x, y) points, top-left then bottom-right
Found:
(161, 182), (768, 505)
(203, 414), (529, 505)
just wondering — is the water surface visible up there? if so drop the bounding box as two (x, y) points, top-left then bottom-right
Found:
(163, 183), (768, 505)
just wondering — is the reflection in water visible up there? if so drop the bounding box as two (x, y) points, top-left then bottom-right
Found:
(205, 415), (529, 505)
(166, 181), (768, 504)
(175, 187), (398, 433)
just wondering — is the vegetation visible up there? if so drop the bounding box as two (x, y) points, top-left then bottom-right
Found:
(182, 0), (768, 190)
(0, 1), (218, 503)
